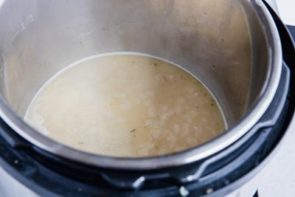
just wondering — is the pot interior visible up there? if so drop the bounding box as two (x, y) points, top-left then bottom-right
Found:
(0, 0), (269, 148)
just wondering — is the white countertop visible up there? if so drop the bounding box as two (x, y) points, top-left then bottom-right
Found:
(276, 0), (295, 25)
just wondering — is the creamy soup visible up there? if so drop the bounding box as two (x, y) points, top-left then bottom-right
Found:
(25, 54), (225, 157)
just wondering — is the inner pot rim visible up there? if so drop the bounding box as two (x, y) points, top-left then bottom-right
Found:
(0, 0), (282, 170)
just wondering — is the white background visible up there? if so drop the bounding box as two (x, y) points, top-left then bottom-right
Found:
(277, 0), (295, 25)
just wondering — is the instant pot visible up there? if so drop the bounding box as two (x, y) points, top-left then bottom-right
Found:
(0, 0), (294, 196)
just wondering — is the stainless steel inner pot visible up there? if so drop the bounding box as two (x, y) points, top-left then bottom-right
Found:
(0, 0), (281, 169)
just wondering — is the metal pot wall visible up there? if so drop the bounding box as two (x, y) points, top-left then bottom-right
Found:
(0, 0), (282, 170)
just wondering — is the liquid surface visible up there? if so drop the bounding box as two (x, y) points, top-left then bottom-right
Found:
(25, 54), (225, 157)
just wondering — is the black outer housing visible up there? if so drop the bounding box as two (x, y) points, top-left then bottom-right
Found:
(0, 3), (294, 197)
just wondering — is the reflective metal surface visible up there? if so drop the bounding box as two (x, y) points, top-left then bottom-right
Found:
(0, 0), (282, 169)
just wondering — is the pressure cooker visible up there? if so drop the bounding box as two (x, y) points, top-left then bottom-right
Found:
(0, 0), (294, 196)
